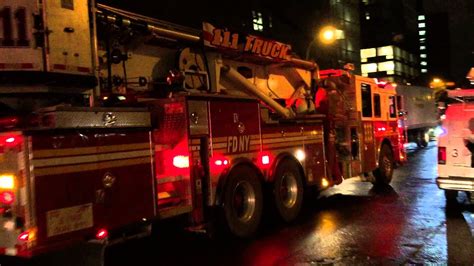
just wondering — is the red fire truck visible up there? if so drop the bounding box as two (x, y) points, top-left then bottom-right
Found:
(0, 0), (405, 257)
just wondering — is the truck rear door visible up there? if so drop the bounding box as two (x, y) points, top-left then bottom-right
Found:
(28, 108), (154, 254)
(443, 104), (474, 172)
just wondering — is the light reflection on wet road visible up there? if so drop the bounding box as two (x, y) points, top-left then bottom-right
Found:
(101, 141), (474, 265)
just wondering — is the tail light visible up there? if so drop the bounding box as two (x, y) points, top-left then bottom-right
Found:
(0, 174), (15, 189)
(172, 155), (190, 168)
(0, 191), (15, 205)
(438, 146), (446, 164)
(0, 174), (16, 205)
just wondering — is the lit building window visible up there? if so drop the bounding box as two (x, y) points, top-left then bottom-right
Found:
(361, 48), (376, 61)
(419, 30), (426, 36)
(421, 69), (428, 73)
(378, 61), (395, 72)
(252, 11), (264, 32)
(420, 45), (426, 50)
(418, 22), (425, 28)
(421, 61), (427, 66)
(418, 15), (425, 21)
(377, 46), (394, 59)
(420, 54), (427, 58)
(361, 63), (377, 74)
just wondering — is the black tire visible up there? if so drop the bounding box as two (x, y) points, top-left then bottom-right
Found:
(222, 165), (263, 238)
(445, 190), (458, 206)
(273, 158), (304, 223)
(373, 144), (394, 185)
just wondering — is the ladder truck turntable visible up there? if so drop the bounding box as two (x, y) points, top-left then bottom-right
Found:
(0, 0), (405, 257)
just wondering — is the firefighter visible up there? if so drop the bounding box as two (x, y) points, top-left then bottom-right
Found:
(314, 79), (343, 185)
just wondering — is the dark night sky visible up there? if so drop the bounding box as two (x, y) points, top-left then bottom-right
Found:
(98, 0), (473, 86)
(422, 0), (474, 86)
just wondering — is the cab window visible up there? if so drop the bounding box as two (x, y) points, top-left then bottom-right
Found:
(373, 93), (381, 117)
(389, 96), (397, 118)
(361, 83), (372, 117)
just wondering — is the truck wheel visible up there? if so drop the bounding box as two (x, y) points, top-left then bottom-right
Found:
(445, 190), (458, 206)
(373, 144), (394, 185)
(222, 165), (263, 238)
(273, 158), (304, 223)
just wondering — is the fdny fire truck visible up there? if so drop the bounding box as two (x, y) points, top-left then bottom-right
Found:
(0, 0), (405, 257)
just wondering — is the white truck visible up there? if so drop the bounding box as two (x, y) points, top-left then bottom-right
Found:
(397, 85), (439, 147)
(437, 89), (474, 205)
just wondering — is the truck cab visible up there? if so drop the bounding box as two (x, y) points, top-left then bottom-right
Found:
(437, 89), (474, 204)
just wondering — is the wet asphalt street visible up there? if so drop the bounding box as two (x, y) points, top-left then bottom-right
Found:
(5, 141), (474, 265)
(103, 141), (474, 265)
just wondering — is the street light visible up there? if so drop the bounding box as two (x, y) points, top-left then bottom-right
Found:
(305, 25), (344, 60)
(319, 26), (341, 44)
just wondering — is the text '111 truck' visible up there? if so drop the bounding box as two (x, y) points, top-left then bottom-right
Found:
(0, 0), (406, 257)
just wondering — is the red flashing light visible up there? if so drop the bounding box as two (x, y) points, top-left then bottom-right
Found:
(257, 152), (273, 168)
(96, 228), (108, 240)
(319, 69), (345, 77)
(214, 159), (229, 166)
(210, 156), (230, 174)
(172, 155), (190, 168)
(18, 231), (29, 241)
(375, 78), (388, 88)
(0, 191), (14, 205)
(1, 135), (22, 147)
(438, 147), (446, 165)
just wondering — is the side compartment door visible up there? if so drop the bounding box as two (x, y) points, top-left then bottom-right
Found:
(349, 125), (363, 176)
(303, 124), (326, 185)
(97, 130), (155, 229)
(360, 82), (377, 172)
(31, 131), (100, 247)
(209, 100), (260, 156)
(43, 0), (93, 74)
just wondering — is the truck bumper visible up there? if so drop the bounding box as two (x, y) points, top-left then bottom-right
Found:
(437, 176), (474, 191)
